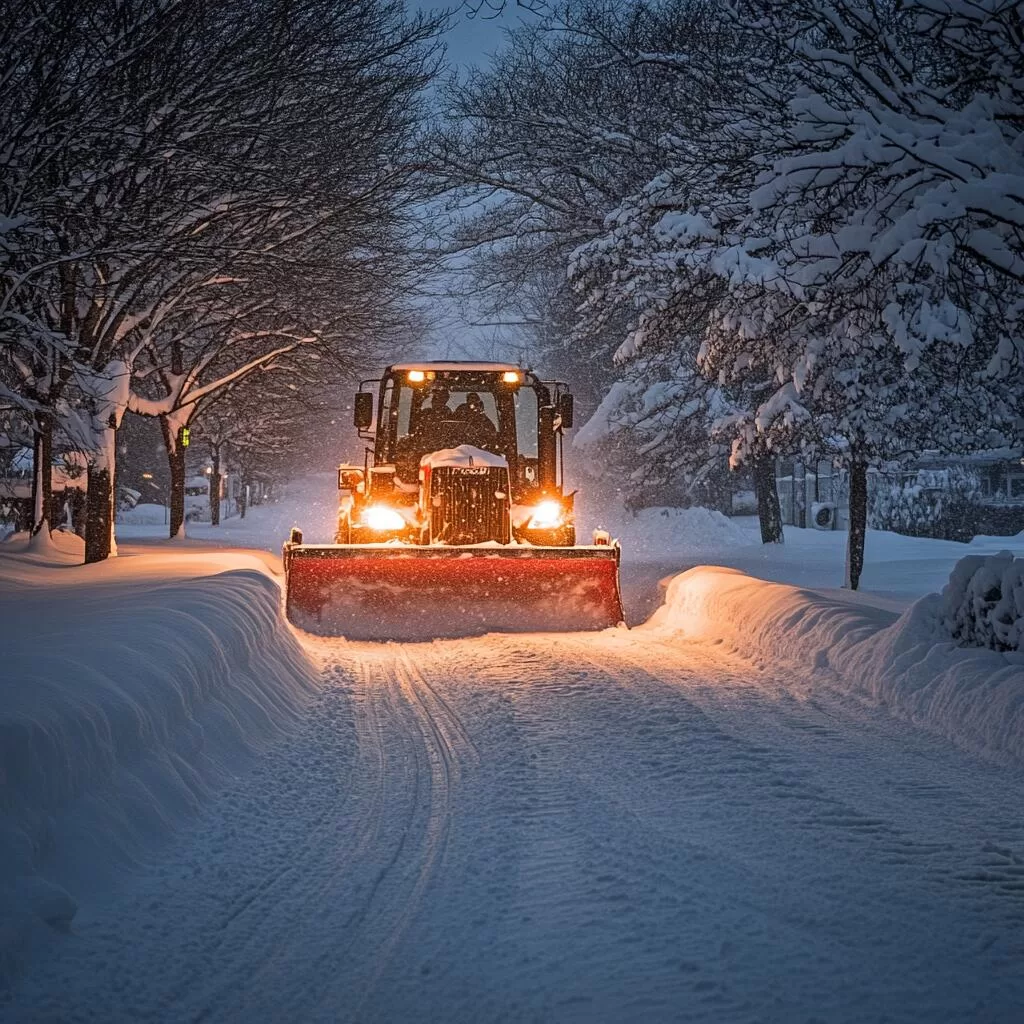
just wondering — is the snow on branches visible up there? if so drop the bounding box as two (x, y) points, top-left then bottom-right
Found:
(570, 0), (1024, 583)
(1, 0), (443, 557)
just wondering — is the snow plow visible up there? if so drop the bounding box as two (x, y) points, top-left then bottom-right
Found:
(283, 362), (623, 639)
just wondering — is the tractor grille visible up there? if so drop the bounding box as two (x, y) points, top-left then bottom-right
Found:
(429, 465), (510, 544)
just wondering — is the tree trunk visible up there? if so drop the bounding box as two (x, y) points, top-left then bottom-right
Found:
(169, 445), (186, 539)
(753, 452), (784, 544)
(845, 459), (868, 590)
(70, 487), (87, 537)
(84, 465), (112, 563)
(793, 460), (807, 529)
(160, 416), (188, 539)
(30, 409), (53, 537)
(82, 413), (118, 563)
(210, 448), (221, 526)
(239, 476), (248, 519)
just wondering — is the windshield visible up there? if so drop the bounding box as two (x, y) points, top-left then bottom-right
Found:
(385, 380), (520, 482)
(395, 387), (500, 445)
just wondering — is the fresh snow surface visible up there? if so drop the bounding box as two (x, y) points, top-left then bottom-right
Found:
(116, 502), (173, 525)
(603, 504), (752, 557)
(2, 528), (84, 565)
(591, 508), (1024, 626)
(420, 444), (508, 469)
(6, 629), (1024, 1022)
(114, 474), (339, 552)
(652, 565), (1024, 763)
(0, 543), (317, 989)
(4, 477), (1024, 1021)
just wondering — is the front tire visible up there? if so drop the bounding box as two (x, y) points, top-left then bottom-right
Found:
(334, 516), (351, 544)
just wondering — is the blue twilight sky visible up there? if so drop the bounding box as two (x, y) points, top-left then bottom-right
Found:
(411, 1), (534, 73)
(406, 2), (545, 361)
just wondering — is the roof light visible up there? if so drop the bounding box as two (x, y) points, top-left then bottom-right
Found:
(407, 370), (426, 383)
(501, 371), (520, 384)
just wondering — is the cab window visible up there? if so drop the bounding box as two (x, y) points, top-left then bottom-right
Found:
(394, 383), (413, 440)
(515, 388), (538, 458)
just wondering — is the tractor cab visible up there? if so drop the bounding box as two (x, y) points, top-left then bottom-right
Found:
(355, 362), (574, 505)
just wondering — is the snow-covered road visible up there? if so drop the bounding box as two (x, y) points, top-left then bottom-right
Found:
(9, 625), (1024, 1023)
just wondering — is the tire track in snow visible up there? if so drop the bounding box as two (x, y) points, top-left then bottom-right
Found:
(3, 643), (481, 1024)
(567, 628), (1024, 931)
(341, 644), (480, 1016)
(7, 628), (1024, 1022)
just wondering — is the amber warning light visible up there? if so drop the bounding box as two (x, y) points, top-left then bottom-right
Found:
(502, 371), (520, 383)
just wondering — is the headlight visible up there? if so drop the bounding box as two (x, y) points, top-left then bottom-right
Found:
(360, 504), (406, 531)
(527, 499), (564, 529)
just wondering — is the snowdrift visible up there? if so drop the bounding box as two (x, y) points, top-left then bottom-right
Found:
(0, 551), (317, 986)
(649, 564), (1024, 763)
(599, 505), (754, 559)
(1, 527), (85, 565)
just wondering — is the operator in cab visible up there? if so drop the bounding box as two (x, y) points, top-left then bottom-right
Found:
(454, 391), (498, 449)
(415, 385), (460, 452)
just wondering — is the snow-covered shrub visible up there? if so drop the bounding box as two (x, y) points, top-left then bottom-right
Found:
(869, 478), (937, 536)
(940, 553), (1024, 652)
(869, 467), (982, 542)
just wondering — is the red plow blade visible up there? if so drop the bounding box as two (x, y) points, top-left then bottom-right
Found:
(284, 544), (623, 640)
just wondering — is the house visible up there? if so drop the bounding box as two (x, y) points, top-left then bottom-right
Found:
(0, 446), (87, 532)
(774, 449), (1024, 539)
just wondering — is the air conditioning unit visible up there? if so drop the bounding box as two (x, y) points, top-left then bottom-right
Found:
(811, 501), (837, 530)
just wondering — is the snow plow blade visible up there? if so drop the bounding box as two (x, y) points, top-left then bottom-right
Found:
(283, 544), (623, 640)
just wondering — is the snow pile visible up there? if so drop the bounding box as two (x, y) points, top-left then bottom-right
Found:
(1, 528), (84, 565)
(649, 563), (1024, 762)
(939, 551), (1024, 651)
(420, 445), (507, 469)
(648, 566), (890, 671)
(116, 502), (169, 525)
(0, 552), (317, 986)
(609, 505), (754, 558)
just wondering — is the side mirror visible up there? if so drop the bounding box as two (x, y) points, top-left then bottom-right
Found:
(338, 466), (365, 491)
(353, 392), (374, 430)
(558, 393), (574, 430)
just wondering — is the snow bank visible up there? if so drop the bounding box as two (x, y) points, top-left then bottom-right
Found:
(0, 551), (317, 986)
(1, 528), (84, 566)
(117, 502), (169, 525)
(648, 566), (891, 671)
(649, 564), (1024, 763)
(608, 505), (754, 558)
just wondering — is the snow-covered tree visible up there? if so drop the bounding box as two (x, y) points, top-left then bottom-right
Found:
(430, 1), (703, 404)
(573, 0), (1024, 585)
(735, 0), (1023, 581)
(192, 372), (328, 524)
(2, 0), (443, 560)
